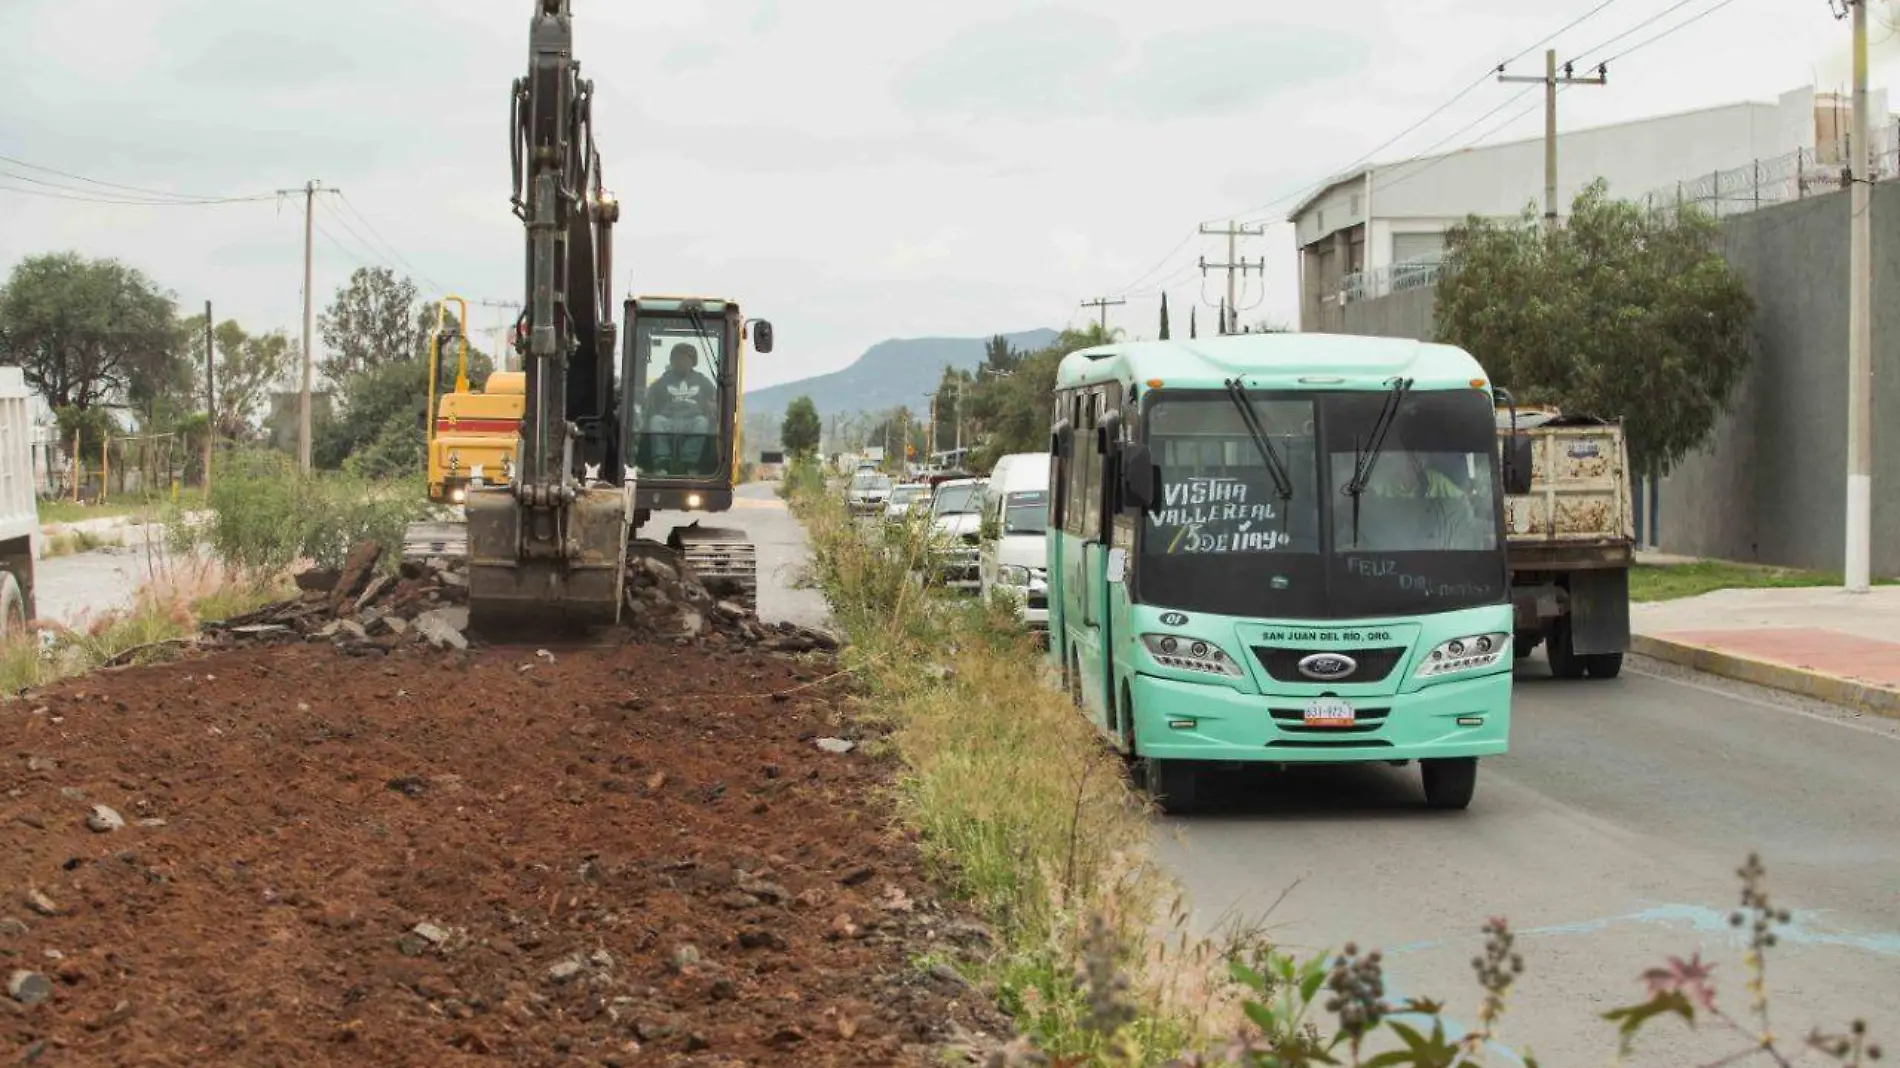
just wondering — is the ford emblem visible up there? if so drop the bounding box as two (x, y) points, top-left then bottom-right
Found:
(1297, 653), (1357, 680)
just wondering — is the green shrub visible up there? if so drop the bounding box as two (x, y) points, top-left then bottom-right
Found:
(167, 447), (431, 572)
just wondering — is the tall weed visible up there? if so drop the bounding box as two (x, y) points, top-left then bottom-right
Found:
(165, 448), (432, 572)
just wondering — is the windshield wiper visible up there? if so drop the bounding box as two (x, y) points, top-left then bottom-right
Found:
(1223, 378), (1294, 505)
(1341, 376), (1414, 547)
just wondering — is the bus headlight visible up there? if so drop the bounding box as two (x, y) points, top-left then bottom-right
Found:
(1415, 632), (1511, 678)
(1140, 633), (1244, 677)
(450, 486), (467, 504)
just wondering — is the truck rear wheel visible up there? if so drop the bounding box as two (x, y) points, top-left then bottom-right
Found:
(1421, 757), (1477, 810)
(1585, 652), (1624, 679)
(1544, 618), (1586, 679)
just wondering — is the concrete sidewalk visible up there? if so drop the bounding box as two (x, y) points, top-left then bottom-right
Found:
(1631, 583), (1900, 718)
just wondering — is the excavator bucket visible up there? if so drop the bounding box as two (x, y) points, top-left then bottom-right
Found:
(463, 486), (628, 633)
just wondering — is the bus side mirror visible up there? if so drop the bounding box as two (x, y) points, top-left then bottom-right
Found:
(1118, 442), (1157, 511)
(1051, 420), (1073, 457)
(1503, 436), (1534, 495)
(750, 320), (774, 354)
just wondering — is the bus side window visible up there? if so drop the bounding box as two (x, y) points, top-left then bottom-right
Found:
(1065, 391), (1091, 538)
(1077, 390), (1101, 541)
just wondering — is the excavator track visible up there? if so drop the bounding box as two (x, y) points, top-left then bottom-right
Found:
(666, 523), (758, 614)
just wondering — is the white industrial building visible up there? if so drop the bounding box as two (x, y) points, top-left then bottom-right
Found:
(1291, 84), (1896, 332)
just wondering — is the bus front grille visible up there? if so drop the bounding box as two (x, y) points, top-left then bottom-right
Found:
(1252, 646), (1407, 684)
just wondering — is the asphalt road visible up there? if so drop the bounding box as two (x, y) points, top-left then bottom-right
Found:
(705, 490), (1900, 1058)
(643, 479), (829, 630)
(1154, 656), (1900, 1063)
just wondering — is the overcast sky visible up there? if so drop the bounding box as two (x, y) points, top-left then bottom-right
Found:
(3, 0), (1896, 394)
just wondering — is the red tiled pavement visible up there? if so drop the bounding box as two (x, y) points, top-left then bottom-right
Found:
(1659, 627), (1900, 689)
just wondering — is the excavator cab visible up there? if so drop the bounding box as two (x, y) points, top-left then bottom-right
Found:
(623, 297), (770, 509)
(622, 296), (773, 607)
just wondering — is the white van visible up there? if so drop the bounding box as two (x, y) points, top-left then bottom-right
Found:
(977, 452), (1051, 630)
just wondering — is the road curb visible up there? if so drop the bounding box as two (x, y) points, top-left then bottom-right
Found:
(1630, 633), (1900, 720)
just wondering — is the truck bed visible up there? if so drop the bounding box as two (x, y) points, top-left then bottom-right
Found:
(1499, 410), (1634, 570)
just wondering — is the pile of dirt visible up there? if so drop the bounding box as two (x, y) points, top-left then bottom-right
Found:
(200, 541), (840, 657)
(2, 639), (1009, 1065)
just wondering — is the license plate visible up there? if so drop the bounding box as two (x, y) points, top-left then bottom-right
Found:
(1303, 697), (1355, 727)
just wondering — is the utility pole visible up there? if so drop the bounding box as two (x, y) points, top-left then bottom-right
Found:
(298, 180), (317, 471)
(1080, 296), (1125, 333)
(1498, 49), (1607, 229)
(203, 301), (214, 493)
(1198, 221), (1267, 332)
(276, 179), (338, 472)
(1844, 0), (1873, 591)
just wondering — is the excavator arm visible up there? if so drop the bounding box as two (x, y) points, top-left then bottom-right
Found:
(463, 0), (629, 630)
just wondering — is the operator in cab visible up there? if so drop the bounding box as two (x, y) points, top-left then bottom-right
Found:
(646, 343), (718, 474)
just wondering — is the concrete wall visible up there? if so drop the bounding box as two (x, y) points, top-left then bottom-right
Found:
(1337, 284), (1436, 342)
(1657, 183), (1900, 573)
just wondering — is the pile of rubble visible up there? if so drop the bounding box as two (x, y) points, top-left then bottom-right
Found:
(198, 539), (840, 656)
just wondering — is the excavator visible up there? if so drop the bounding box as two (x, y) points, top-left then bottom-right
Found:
(430, 0), (773, 627)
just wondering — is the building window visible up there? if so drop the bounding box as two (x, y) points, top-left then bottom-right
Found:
(1350, 193), (1363, 216)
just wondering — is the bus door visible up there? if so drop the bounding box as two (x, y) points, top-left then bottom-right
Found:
(1068, 383), (1121, 727)
(1046, 396), (1072, 674)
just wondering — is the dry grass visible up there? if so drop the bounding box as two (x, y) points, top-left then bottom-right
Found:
(793, 479), (1253, 1063)
(2, 544), (287, 699)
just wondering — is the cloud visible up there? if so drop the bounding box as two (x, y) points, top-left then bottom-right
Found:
(893, 7), (1364, 121)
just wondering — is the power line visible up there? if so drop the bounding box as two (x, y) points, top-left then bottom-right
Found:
(1595, 0), (1751, 65)
(318, 197), (447, 293)
(333, 192), (449, 294)
(0, 176), (276, 206)
(0, 151), (269, 203)
(1372, 85), (1561, 199)
(1502, 0), (1626, 66)
(1564, 0), (1703, 64)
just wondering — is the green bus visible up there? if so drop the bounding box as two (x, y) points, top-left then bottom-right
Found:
(1045, 333), (1532, 814)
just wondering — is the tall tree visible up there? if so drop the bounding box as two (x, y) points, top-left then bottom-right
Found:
(781, 395), (822, 458)
(0, 252), (181, 411)
(178, 315), (300, 438)
(1435, 179), (1754, 477)
(980, 333), (1021, 376)
(317, 266), (418, 383)
(1158, 293), (1171, 340)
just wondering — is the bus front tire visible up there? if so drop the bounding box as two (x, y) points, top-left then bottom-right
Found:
(1143, 758), (1202, 815)
(1421, 757), (1477, 810)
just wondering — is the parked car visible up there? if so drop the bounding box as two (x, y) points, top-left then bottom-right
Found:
(847, 470), (893, 516)
(977, 453), (1051, 631)
(926, 477), (986, 591)
(883, 482), (930, 523)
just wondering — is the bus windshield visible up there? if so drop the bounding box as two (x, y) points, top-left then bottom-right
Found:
(1138, 389), (1504, 619)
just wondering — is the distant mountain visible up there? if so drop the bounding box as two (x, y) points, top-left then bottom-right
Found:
(743, 328), (1059, 421)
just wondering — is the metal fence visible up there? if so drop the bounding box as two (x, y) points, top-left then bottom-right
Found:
(1639, 141), (1900, 221)
(1341, 259), (1445, 304)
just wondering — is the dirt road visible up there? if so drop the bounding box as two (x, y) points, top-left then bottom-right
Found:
(3, 634), (1001, 1065)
